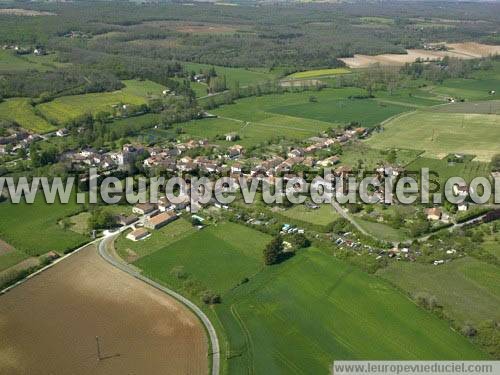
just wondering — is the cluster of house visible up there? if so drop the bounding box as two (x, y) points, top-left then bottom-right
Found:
(2, 44), (45, 55)
(0, 129), (41, 155)
(125, 202), (180, 241)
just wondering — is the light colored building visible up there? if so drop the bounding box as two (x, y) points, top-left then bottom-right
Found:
(127, 228), (150, 241)
(144, 212), (178, 230)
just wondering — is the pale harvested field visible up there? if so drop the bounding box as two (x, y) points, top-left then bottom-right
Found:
(340, 42), (500, 68)
(0, 244), (207, 375)
(0, 8), (55, 16)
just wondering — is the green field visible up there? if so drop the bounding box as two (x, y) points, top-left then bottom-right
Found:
(0, 196), (88, 257)
(432, 100), (500, 115)
(269, 96), (413, 128)
(338, 143), (422, 170)
(0, 50), (68, 72)
(406, 156), (490, 187)
(151, 88), (421, 147)
(428, 78), (500, 102)
(219, 249), (487, 373)
(183, 62), (278, 87)
(0, 249), (29, 273)
(0, 98), (56, 133)
(288, 68), (351, 79)
(378, 257), (500, 326)
(36, 80), (165, 124)
(355, 218), (410, 242)
(280, 204), (340, 227)
(367, 111), (500, 161)
(135, 222), (271, 295)
(116, 218), (196, 261)
(133, 223), (488, 373)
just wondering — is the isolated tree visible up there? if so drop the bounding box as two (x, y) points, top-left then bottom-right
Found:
(291, 233), (311, 249)
(491, 154), (500, 172)
(263, 235), (283, 265)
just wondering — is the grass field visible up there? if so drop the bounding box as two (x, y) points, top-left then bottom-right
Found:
(406, 156), (490, 187)
(0, 196), (88, 256)
(218, 249), (487, 373)
(378, 257), (500, 326)
(135, 222), (271, 296)
(183, 62), (279, 87)
(0, 249), (29, 273)
(116, 218), (196, 261)
(338, 143), (422, 170)
(134, 224), (488, 373)
(367, 111), (500, 161)
(0, 50), (67, 72)
(288, 68), (351, 79)
(280, 204), (340, 226)
(428, 78), (500, 102)
(37, 80), (165, 124)
(269, 97), (412, 128)
(149, 88), (419, 147)
(432, 100), (500, 115)
(355, 218), (410, 242)
(0, 98), (56, 133)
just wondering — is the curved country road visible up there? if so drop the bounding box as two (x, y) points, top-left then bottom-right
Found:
(98, 234), (220, 375)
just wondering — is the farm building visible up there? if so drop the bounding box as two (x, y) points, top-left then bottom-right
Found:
(126, 228), (150, 241)
(426, 207), (442, 221)
(116, 214), (138, 226)
(133, 203), (157, 216)
(144, 212), (178, 230)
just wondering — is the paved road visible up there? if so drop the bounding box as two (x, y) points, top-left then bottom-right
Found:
(98, 234), (220, 375)
(331, 201), (371, 238)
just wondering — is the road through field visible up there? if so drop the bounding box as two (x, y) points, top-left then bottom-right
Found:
(99, 235), (221, 375)
(0, 243), (208, 375)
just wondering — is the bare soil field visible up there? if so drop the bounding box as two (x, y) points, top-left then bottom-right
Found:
(0, 8), (55, 16)
(340, 42), (500, 68)
(0, 244), (208, 375)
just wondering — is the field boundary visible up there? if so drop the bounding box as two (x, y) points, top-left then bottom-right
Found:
(0, 237), (99, 295)
(99, 234), (221, 375)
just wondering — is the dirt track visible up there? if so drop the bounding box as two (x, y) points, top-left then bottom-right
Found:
(0, 244), (207, 375)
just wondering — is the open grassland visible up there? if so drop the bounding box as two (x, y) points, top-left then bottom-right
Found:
(116, 218), (196, 262)
(288, 68), (351, 79)
(426, 62), (500, 101)
(135, 222), (271, 296)
(219, 249), (487, 374)
(378, 257), (500, 326)
(158, 88), (420, 147)
(367, 111), (500, 161)
(355, 218), (410, 242)
(427, 79), (500, 101)
(0, 98), (56, 133)
(166, 116), (332, 148)
(0, 50), (66, 73)
(338, 143), (422, 170)
(270, 97), (412, 128)
(279, 204), (340, 227)
(432, 100), (500, 114)
(0, 249), (29, 273)
(406, 157), (490, 186)
(0, 196), (87, 256)
(0, 244), (208, 375)
(36, 80), (165, 124)
(183, 62), (278, 87)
